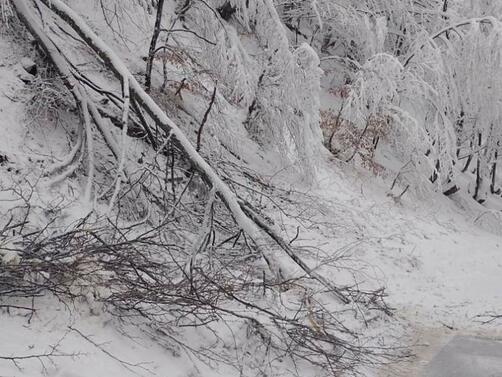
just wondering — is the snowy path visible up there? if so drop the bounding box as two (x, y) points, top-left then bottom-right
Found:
(315, 169), (502, 376)
(390, 231), (502, 376)
(316, 168), (502, 329)
(385, 229), (502, 328)
(424, 336), (502, 377)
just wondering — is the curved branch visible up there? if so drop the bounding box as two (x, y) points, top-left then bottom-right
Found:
(403, 17), (497, 67)
(159, 28), (217, 45)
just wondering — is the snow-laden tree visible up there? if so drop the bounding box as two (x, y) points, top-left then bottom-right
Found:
(275, 0), (446, 60)
(438, 19), (502, 199)
(177, 0), (325, 178)
(338, 50), (457, 189)
(269, 0), (502, 200)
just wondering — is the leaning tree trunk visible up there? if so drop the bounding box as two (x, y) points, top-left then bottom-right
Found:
(11, 0), (351, 304)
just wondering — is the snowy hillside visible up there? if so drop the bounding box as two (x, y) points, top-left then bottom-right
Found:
(1, 1), (502, 376)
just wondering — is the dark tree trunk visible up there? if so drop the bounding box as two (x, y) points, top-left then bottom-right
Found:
(145, 0), (166, 93)
(491, 148), (500, 194)
(474, 133), (483, 201)
(462, 138), (474, 173)
(462, 154), (473, 173)
(442, 0), (450, 39)
(443, 184), (459, 196)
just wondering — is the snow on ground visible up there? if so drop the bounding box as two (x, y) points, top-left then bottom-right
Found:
(311, 163), (502, 374)
(0, 297), (198, 377)
(1, 18), (502, 377)
(314, 162), (502, 331)
(423, 335), (502, 377)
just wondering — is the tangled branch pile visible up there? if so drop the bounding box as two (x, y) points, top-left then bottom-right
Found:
(0, 0), (410, 375)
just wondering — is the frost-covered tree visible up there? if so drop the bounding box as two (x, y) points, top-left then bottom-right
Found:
(439, 19), (502, 200)
(273, 0), (502, 201)
(177, 0), (325, 178)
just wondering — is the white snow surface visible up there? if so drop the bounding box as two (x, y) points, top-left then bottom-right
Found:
(1, 9), (502, 377)
(313, 164), (502, 330)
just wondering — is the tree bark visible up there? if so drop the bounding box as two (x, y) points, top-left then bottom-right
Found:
(491, 148), (500, 194)
(474, 132), (483, 202)
(145, 0), (165, 93)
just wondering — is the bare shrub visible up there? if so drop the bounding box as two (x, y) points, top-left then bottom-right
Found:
(321, 110), (389, 174)
(20, 64), (73, 125)
(0, 169), (409, 376)
(2, 2), (411, 374)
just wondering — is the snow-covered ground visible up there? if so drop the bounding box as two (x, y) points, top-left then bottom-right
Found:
(2, 171), (501, 377)
(422, 336), (502, 377)
(2, 145), (501, 377)
(1, 10), (502, 377)
(299, 160), (502, 331)
(315, 165), (502, 374)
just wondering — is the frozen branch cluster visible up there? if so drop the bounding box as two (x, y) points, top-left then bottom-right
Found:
(0, 0), (409, 375)
(274, 0), (502, 199)
(180, 0), (325, 176)
(6, 0), (502, 375)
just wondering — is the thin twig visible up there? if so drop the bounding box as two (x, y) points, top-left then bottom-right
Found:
(196, 83), (217, 152)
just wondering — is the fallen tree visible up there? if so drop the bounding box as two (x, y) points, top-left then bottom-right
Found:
(11, 0), (353, 302)
(5, 0), (404, 374)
